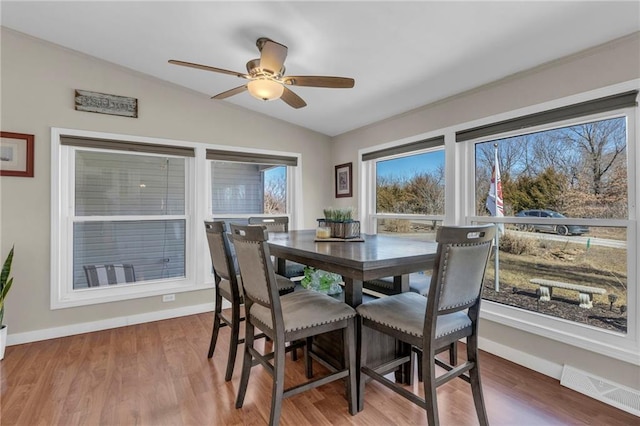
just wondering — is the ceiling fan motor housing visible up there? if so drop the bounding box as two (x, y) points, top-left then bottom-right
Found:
(246, 58), (285, 78)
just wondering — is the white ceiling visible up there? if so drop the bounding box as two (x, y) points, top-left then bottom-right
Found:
(2, 1), (639, 136)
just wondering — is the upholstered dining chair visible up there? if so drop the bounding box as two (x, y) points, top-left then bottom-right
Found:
(230, 224), (357, 426)
(247, 216), (306, 278)
(204, 221), (295, 382)
(357, 224), (495, 426)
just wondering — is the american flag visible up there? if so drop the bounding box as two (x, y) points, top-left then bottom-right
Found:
(486, 147), (504, 223)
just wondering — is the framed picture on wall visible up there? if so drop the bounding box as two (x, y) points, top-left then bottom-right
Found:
(335, 162), (352, 198)
(0, 132), (34, 177)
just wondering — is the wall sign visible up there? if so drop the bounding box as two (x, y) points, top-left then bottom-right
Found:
(75, 89), (138, 118)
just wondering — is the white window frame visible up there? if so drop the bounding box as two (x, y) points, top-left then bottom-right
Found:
(359, 133), (447, 234)
(359, 80), (639, 364)
(51, 128), (302, 309)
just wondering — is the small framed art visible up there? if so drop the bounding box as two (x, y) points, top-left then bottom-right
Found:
(335, 162), (352, 198)
(1, 132), (34, 177)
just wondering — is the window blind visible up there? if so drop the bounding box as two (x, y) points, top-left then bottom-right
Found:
(206, 149), (298, 166)
(362, 136), (445, 162)
(455, 90), (639, 142)
(61, 135), (195, 157)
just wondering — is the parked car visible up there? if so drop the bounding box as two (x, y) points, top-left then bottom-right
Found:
(515, 209), (589, 236)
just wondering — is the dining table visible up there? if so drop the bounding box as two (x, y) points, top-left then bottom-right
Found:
(267, 229), (439, 384)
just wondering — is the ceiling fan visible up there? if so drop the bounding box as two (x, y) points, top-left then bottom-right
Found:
(168, 37), (355, 109)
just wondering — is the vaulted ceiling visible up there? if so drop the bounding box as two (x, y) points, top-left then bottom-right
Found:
(2, 1), (639, 136)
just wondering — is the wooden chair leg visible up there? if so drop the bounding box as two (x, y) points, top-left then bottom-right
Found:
(235, 321), (255, 409)
(305, 337), (313, 379)
(208, 293), (223, 358)
(422, 349), (440, 426)
(467, 335), (489, 426)
(357, 317), (367, 412)
(224, 301), (241, 381)
(449, 341), (458, 365)
(415, 342), (455, 383)
(344, 319), (357, 415)
(269, 340), (287, 426)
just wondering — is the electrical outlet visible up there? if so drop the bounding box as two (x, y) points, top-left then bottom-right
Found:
(162, 294), (175, 302)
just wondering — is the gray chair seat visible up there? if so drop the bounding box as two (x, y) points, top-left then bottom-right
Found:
(356, 292), (471, 343)
(251, 289), (355, 334)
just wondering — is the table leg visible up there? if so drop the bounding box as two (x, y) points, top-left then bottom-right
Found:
(393, 274), (410, 293)
(342, 277), (363, 307)
(275, 257), (286, 275)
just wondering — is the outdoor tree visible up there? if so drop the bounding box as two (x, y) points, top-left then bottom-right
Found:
(264, 174), (286, 213)
(563, 118), (626, 196)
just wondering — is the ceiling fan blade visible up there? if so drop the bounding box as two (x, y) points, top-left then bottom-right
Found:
(212, 85), (248, 100)
(259, 39), (288, 74)
(280, 87), (307, 109)
(168, 60), (248, 78)
(283, 76), (355, 88)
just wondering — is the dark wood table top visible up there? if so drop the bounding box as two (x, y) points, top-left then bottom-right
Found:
(268, 230), (438, 306)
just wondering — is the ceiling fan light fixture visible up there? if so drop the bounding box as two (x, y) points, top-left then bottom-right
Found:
(247, 79), (284, 101)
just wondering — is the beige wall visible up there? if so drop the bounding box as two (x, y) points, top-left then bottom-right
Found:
(330, 32), (640, 389)
(0, 29), (331, 335)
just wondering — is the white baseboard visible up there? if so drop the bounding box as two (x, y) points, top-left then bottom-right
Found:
(6, 303), (214, 346)
(478, 336), (564, 380)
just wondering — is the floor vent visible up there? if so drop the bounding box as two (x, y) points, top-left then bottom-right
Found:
(560, 365), (640, 417)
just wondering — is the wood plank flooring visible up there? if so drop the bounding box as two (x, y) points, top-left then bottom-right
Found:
(1, 312), (635, 425)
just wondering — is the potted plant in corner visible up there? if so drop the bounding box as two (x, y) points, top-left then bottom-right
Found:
(0, 246), (14, 360)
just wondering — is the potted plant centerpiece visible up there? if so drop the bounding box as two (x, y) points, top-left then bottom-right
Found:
(319, 207), (360, 239)
(0, 246), (14, 360)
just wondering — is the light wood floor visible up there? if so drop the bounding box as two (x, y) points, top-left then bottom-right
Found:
(1, 312), (635, 425)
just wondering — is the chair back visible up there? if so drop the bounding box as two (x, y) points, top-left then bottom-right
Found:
(248, 216), (289, 232)
(84, 264), (135, 287)
(424, 224), (495, 338)
(230, 224), (282, 316)
(204, 221), (237, 283)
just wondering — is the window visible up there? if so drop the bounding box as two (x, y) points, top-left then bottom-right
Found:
(461, 88), (638, 363)
(52, 131), (196, 307)
(52, 130), (302, 309)
(362, 136), (445, 237)
(474, 116), (629, 333)
(207, 149), (297, 221)
(210, 162), (287, 215)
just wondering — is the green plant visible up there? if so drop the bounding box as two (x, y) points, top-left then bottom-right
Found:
(0, 246), (14, 326)
(323, 207), (355, 222)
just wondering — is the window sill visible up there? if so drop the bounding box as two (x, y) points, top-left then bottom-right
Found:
(480, 300), (639, 365)
(51, 278), (214, 309)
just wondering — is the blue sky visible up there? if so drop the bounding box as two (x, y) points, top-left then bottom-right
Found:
(265, 166), (285, 185)
(264, 150), (445, 185)
(377, 150), (445, 180)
